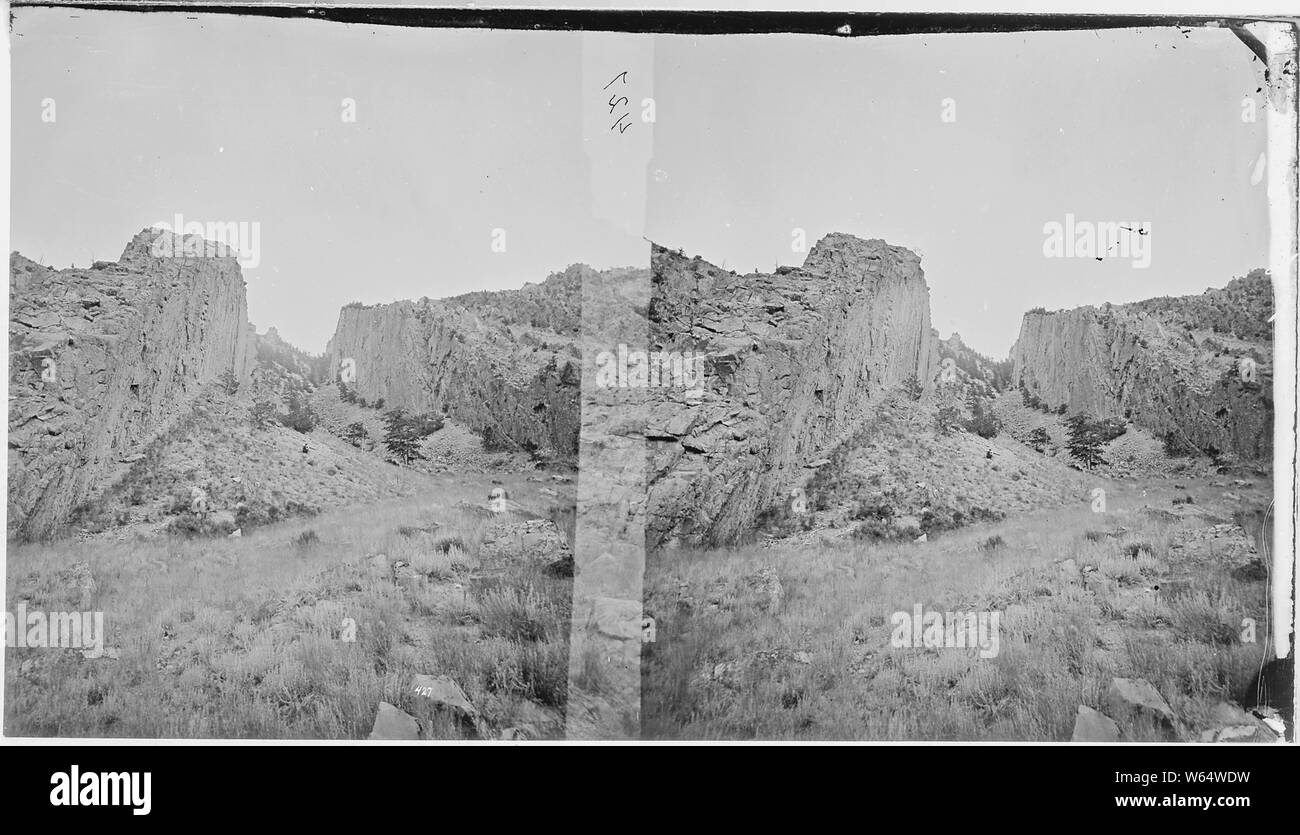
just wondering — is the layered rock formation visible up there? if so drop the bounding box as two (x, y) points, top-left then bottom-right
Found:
(1012, 271), (1273, 460)
(8, 229), (255, 540)
(326, 267), (587, 460)
(646, 234), (940, 549)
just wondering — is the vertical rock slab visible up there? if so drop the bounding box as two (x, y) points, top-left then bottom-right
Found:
(325, 269), (584, 461)
(8, 229), (256, 540)
(1011, 272), (1273, 461)
(645, 234), (940, 550)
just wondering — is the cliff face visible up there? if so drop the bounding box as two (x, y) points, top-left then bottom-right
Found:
(1011, 272), (1273, 460)
(326, 266), (586, 460)
(8, 229), (256, 540)
(646, 234), (940, 549)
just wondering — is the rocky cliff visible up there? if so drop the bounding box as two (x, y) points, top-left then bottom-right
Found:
(326, 266), (587, 461)
(646, 233), (940, 549)
(8, 229), (256, 540)
(937, 332), (1014, 395)
(1011, 271), (1273, 461)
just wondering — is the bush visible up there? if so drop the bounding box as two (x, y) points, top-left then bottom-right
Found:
(1027, 426), (1052, 452)
(852, 499), (895, 524)
(433, 537), (468, 554)
(1093, 417), (1128, 442)
(934, 404), (962, 435)
(250, 401), (279, 431)
(476, 584), (558, 644)
(342, 422), (368, 446)
(481, 424), (516, 453)
(234, 498), (318, 530)
(279, 394), (318, 433)
(218, 369), (240, 395)
(852, 518), (895, 541)
(166, 512), (236, 538)
(901, 373), (923, 401)
(1163, 430), (1198, 457)
(964, 394), (1000, 438)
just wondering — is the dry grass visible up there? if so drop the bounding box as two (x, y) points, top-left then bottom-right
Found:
(642, 478), (1269, 740)
(5, 492), (572, 739)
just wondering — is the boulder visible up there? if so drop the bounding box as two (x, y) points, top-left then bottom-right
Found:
(1071, 705), (1121, 742)
(1200, 704), (1278, 743)
(1168, 524), (1258, 571)
(480, 519), (571, 564)
(411, 674), (488, 738)
(1106, 677), (1178, 738)
(500, 725), (540, 741)
(411, 674), (479, 719)
(368, 702), (420, 740)
(208, 510), (237, 532)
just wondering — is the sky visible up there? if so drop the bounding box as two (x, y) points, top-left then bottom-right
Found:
(11, 11), (1270, 356)
(10, 9), (648, 352)
(643, 27), (1270, 357)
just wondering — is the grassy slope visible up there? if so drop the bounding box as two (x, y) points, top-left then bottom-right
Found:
(643, 461), (1271, 740)
(6, 474), (574, 738)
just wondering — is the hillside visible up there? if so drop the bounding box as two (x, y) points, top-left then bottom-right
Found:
(9, 229), (591, 543)
(1011, 271), (1273, 461)
(325, 266), (594, 462)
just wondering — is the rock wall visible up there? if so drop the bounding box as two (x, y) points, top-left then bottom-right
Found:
(8, 229), (256, 540)
(646, 233), (940, 549)
(326, 266), (588, 460)
(1011, 273), (1273, 461)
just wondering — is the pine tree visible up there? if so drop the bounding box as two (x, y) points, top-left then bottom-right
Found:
(342, 421), (368, 446)
(1065, 414), (1107, 470)
(383, 408), (425, 463)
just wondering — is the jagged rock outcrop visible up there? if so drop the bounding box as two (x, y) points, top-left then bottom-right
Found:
(937, 332), (1014, 394)
(326, 266), (588, 460)
(1011, 272), (1273, 460)
(646, 234), (940, 549)
(9, 229), (256, 540)
(247, 326), (326, 404)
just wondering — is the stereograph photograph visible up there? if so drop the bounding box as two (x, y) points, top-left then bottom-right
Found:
(3, 5), (1296, 745)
